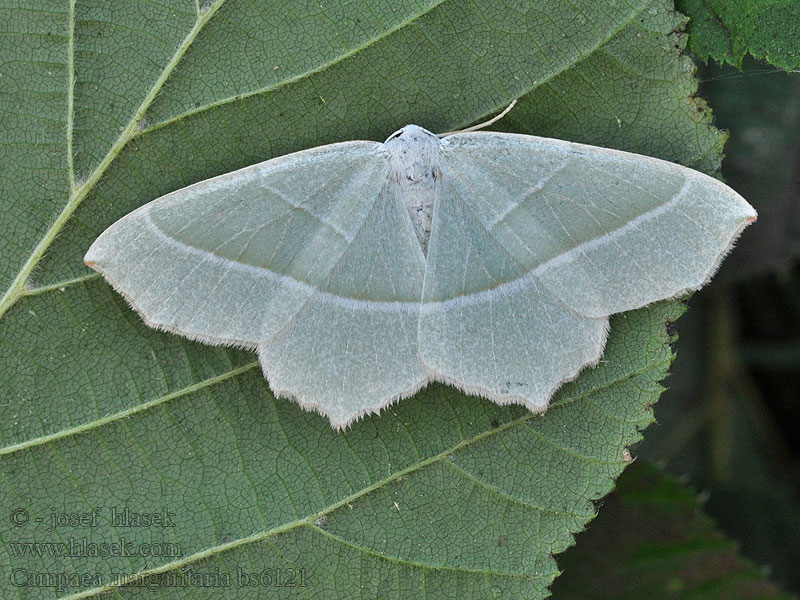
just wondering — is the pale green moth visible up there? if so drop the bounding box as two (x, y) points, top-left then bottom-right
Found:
(84, 111), (756, 429)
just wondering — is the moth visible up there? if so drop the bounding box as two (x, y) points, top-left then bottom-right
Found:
(85, 115), (756, 428)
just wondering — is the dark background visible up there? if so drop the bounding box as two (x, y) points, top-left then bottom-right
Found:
(638, 56), (800, 593)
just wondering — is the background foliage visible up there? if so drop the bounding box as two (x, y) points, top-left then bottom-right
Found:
(676, 0), (800, 71)
(552, 463), (790, 599)
(637, 54), (800, 593)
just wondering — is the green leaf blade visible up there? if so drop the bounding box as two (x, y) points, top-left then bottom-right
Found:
(0, 1), (71, 295)
(0, 0), (735, 597)
(72, 0), (199, 174)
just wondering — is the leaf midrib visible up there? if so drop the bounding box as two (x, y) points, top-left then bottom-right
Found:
(0, 0), (447, 318)
(0, 2), (691, 596)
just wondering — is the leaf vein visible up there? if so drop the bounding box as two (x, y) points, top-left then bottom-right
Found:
(445, 459), (589, 519)
(309, 523), (544, 579)
(134, 0), (450, 137)
(0, 0), (228, 320)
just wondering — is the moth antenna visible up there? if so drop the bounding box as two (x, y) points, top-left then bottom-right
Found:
(438, 99), (517, 138)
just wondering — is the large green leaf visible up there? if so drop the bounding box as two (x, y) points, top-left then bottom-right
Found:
(0, 1), (728, 597)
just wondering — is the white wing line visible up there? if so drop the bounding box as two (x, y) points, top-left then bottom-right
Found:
(486, 158), (571, 229)
(142, 213), (418, 314)
(420, 177), (695, 313)
(141, 177), (693, 315)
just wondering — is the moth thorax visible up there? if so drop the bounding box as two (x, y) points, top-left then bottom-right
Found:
(383, 125), (443, 256)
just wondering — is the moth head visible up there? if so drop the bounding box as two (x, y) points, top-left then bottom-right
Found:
(383, 125), (443, 183)
(384, 124), (438, 144)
